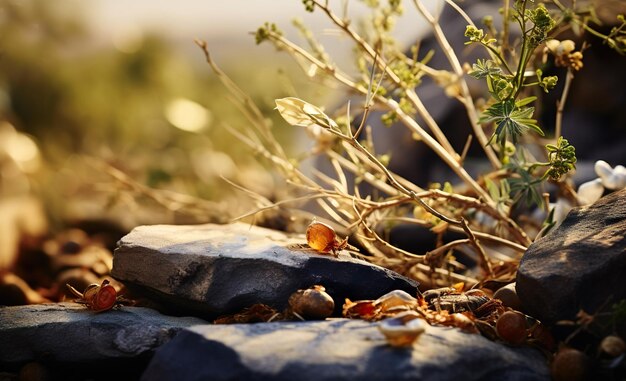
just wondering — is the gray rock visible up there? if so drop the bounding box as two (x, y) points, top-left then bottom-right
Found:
(112, 223), (419, 319)
(0, 303), (207, 367)
(142, 319), (550, 381)
(517, 188), (626, 323)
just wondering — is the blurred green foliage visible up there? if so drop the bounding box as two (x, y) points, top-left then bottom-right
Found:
(0, 0), (327, 226)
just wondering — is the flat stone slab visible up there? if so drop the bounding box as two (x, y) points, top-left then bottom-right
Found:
(112, 223), (419, 319)
(142, 319), (550, 381)
(517, 188), (626, 323)
(0, 303), (207, 373)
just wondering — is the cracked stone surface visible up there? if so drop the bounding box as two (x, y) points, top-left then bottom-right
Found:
(0, 303), (207, 377)
(112, 223), (419, 319)
(517, 188), (626, 323)
(142, 319), (550, 381)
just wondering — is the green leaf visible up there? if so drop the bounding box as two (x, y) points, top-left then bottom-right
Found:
(468, 59), (502, 79)
(612, 299), (626, 326)
(544, 137), (577, 180)
(481, 99), (544, 146)
(507, 169), (544, 208)
(515, 96), (537, 108)
(485, 178), (500, 200)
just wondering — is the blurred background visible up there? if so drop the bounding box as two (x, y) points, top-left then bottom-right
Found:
(0, 0), (329, 231)
(0, 0), (432, 229)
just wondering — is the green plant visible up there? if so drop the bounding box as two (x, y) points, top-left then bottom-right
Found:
(197, 0), (624, 288)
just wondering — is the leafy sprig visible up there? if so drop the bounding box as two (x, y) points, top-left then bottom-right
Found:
(482, 98), (543, 146)
(544, 137), (577, 180)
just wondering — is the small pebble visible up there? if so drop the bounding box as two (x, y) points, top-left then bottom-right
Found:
(493, 282), (522, 311)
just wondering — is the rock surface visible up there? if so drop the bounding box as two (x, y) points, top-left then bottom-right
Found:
(112, 223), (419, 319)
(517, 188), (626, 323)
(0, 303), (207, 377)
(142, 319), (550, 381)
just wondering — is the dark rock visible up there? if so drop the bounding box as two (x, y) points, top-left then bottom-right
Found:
(517, 188), (626, 323)
(0, 303), (207, 378)
(111, 223), (419, 319)
(142, 319), (550, 381)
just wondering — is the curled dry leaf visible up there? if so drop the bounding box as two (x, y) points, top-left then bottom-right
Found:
(343, 289), (419, 321)
(449, 312), (480, 334)
(66, 279), (125, 312)
(343, 299), (380, 320)
(374, 289), (418, 313)
(343, 287), (548, 349)
(473, 298), (506, 320)
(214, 304), (281, 324)
(275, 97), (338, 130)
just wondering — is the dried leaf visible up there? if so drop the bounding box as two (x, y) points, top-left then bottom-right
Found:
(343, 299), (380, 320)
(214, 304), (281, 324)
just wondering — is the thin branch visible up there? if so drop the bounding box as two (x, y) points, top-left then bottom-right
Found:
(555, 68), (574, 140)
(460, 134), (473, 165)
(266, 31), (496, 205)
(195, 39), (288, 160)
(91, 159), (227, 220)
(425, 238), (471, 265)
(335, 120), (494, 275)
(230, 193), (325, 222)
(382, 216), (527, 253)
(311, 0), (458, 158)
(413, 0), (501, 169)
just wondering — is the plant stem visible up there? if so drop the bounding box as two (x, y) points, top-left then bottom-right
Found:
(502, 0), (511, 58)
(555, 68), (574, 140)
(385, 216), (527, 252)
(346, 131), (494, 276)
(413, 0), (501, 170)
(264, 30), (533, 249)
(195, 40), (289, 161)
(441, 0), (513, 75)
(267, 31), (496, 205)
(312, 0), (459, 159)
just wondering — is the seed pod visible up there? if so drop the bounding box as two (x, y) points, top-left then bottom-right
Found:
(306, 221), (341, 253)
(496, 311), (527, 345)
(288, 285), (335, 320)
(551, 347), (589, 381)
